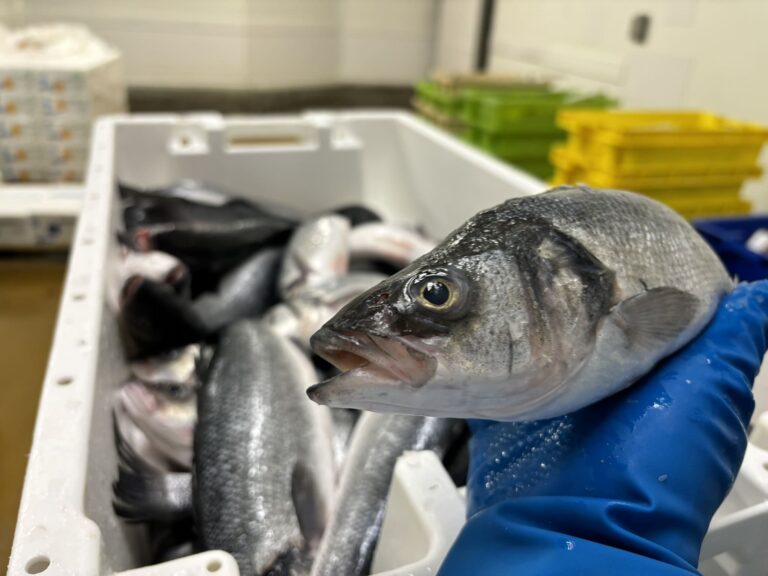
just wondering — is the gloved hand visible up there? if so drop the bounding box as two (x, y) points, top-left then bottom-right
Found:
(439, 281), (768, 576)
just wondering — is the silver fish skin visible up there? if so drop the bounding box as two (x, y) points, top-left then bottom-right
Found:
(348, 222), (436, 268)
(266, 273), (387, 349)
(308, 187), (733, 421)
(329, 408), (359, 470)
(192, 247), (282, 331)
(116, 379), (197, 470)
(280, 215), (351, 298)
(195, 320), (335, 576)
(310, 413), (460, 576)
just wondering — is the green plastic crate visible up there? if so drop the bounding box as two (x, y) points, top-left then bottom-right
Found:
(465, 130), (563, 159)
(463, 91), (616, 134)
(506, 158), (555, 180)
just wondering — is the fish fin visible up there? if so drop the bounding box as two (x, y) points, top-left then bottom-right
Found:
(291, 461), (328, 551)
(610, 287), (699, 352)
(112, 467), (193, 523)
(537, 230), (610, 280)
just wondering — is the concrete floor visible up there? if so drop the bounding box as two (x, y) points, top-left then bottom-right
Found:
(0, 255), (66, 569)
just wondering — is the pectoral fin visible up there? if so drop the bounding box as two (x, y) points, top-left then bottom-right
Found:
(610, 287), (699, 353)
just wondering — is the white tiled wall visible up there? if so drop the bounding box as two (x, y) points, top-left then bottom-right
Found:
(338, 0), (437, 84)
(489, 0), (768, 126)
(8, 0), (436, 89)
(433, 0), (481, 73)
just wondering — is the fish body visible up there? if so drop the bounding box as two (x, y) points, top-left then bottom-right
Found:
(120, 181), (297, 289)
(310, 413), (460, 576)
(348, 222), (436, 269)
(195, 321), (335, 575)
(193, 247), (283, 331)
(266, 273), (387, 349)
(309, 187), (732, 421)
(280, 215), (351, 298)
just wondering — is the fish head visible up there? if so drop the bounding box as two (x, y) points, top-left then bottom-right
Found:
(308, 204), (616, 420)
(119, 380), (197, 436)
(307, 250), (546, 418)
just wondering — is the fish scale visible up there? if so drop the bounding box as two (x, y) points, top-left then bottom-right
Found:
(310, 413), (461, 576)
(195, 321), (335, 576)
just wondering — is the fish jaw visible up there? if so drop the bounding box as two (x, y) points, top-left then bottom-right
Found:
(308, 328), (439, 407)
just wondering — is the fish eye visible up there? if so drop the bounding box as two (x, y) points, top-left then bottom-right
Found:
(414, 276), (460, 311)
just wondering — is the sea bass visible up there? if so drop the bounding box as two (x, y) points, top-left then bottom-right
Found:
(195, 320), (335, 575)
(310, 413), (461, 576)
(308, 187), (732, 421)
(266, 273), (387, 350)
(116, 378), (197, 470)
(279, 215), (351, 298)
(193, 246), (283, 331)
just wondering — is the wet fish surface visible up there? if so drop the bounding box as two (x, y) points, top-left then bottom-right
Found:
(116, 378), (197, 470)
(120, 181), (297, 290)
(195, 320), (335, 575)
(310, 413), (461, 576)
(118, 276), (209, 358)
(280, 215), (351, 298)
(309, 187), (733, 421)
(348, 222), (436, 269)
(193, 247), (283, 332)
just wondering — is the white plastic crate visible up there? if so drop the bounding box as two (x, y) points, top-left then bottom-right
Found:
(6, 110), (544, 576)
(8, 110), (767, 576)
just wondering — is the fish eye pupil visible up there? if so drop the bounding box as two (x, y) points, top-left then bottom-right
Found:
(422, 280), (450, 306)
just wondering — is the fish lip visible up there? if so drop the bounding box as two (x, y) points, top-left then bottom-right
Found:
(310, 327), (437, 390)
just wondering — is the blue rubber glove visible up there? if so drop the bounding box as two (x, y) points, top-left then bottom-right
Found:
(439, 281), (768, 576)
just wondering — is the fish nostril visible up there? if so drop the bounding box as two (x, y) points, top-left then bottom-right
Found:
(368, 292), (390, 305)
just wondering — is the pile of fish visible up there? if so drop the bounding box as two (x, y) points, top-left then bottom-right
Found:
(110, 181), (466, 575)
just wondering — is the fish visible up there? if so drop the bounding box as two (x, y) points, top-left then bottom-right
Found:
(308, 187), (733, 422)
(120, 181), (297, 291)
(116, 378), (197, 470)
(310, 413), (461, 576)
(195, 320), (335, 576)
(348, 222), (436, 269)
(130, 344), (202, 387)
(107, 246), (190, 313)
(118, 276), (209, 358)
(112, 415), (194, 522)
(265, 273), (387, 349)
(279, 215), (351, 298)
(329, 408), (359, 470)
(192, 247), (283, 331)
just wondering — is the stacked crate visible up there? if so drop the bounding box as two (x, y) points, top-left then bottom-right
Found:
(552, 110), (768, 219)
(0, 24), (126, 183)
(413, 73), (614, 180)
(459, 90), (615, 180)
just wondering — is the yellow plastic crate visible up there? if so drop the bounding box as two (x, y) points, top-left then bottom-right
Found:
(666, 196), (752, 219)
(556, 110), (768, 175)
(551, 145), (762, 190)
(550, 176), (751, 219)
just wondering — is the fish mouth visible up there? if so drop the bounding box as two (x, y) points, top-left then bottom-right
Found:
(307, 328), (437, 406)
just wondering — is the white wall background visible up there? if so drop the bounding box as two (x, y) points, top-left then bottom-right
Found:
(2, 0), (767, 128)
(433, 0), (482, 73)
(2, 0), (440, 89)
(489, 0), (768, 125)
